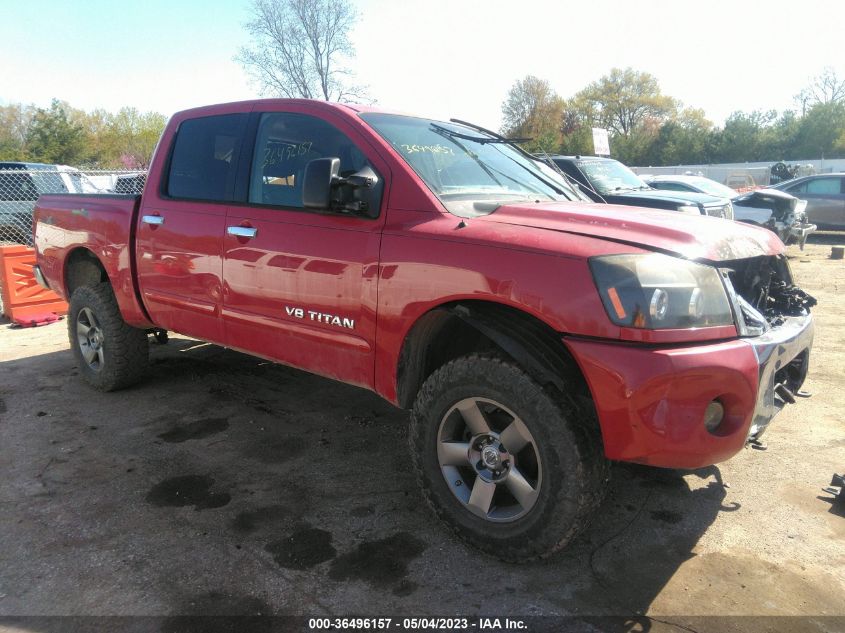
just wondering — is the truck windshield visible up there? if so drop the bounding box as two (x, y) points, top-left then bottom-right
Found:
(578, 159), (649, 194)
(360, 113), (580, 216)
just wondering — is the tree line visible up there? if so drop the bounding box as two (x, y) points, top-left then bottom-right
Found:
(501, 67), (845, 166)
(0, 99), (167, 169)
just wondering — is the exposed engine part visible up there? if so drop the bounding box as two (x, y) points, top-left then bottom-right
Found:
(723, 255), (817, 327)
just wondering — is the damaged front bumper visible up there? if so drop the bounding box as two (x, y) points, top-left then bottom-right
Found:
(747, 313), (814, 441)
(564, 313), (814, 469)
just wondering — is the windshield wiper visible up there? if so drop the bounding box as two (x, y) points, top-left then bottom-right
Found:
(436, 118), (571, 198)
(430, 123), (530, 145)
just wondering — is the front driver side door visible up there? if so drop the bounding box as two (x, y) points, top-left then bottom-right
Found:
(222, 108), (388, 388)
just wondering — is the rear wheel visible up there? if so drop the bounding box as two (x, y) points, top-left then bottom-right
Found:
(68, 283), (149, 391)
(410, 354), (608, 562)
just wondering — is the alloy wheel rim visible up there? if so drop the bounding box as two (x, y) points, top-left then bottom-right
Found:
(76, 307), (105, 371)
(436, 397), (542, 522)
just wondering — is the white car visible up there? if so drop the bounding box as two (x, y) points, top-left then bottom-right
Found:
(645, 174), (816, 249)
(56, 165), (105, 194)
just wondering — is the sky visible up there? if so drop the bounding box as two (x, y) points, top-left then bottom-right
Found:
(2, 0), (844, 131)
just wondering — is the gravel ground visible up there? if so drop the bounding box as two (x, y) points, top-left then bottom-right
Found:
(0, 237), (843, 631)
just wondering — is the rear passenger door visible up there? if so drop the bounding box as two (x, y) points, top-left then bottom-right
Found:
(222, 107), (388, 388)
(786, 176), (845, 229)
(136, 111), (249, 344)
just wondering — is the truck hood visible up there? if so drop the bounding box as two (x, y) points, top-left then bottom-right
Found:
(477, 201), (783, 262)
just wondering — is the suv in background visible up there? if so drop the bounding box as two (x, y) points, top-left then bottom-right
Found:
(0, 162), (70, 244)
(772, 174), (845, 230)
(542, 155), (734, 220)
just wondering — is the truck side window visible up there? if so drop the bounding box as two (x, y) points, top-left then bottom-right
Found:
(166, 114), (247, 202)
(249, 112), (368, 208)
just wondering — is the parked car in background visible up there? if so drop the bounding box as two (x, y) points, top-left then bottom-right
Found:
(57, 165), (105, 194)
(542, 155), (734, 219)
(645, 174), (817, 248)
(0, 162), (71, 244)
(111, 172), (147, 194)
(771, 174), (845, 230)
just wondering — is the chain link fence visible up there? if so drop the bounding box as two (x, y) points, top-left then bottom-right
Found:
(0, 167), (147, 246)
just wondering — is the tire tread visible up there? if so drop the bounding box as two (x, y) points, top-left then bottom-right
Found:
(68, 282), (149, 391)
(410, 353), (609, 562)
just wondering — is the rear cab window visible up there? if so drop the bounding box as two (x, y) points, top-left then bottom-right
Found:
(165, 114), (248, 202)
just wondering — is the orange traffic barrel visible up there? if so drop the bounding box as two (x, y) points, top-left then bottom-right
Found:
(0, 245), (68, 321)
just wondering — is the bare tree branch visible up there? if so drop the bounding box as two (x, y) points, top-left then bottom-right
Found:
(236, 0), (369, 103)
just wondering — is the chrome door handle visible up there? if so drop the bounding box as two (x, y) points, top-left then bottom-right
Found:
(141, 215), (164, 226)
(227, 226), (258, 239)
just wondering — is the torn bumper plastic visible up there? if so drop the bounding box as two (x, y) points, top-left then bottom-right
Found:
(564, 313), (814, 469)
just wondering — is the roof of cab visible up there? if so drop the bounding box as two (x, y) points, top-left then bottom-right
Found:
(171, 98), (405, 120)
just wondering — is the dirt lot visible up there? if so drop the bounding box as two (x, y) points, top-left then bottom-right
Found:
(0, 237), (843, 631)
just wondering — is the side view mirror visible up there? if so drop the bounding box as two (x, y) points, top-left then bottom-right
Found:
(302, 157), (381, 218)
(303, 157), (341, 209)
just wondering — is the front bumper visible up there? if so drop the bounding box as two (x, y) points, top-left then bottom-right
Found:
(564, 313), (814, 469)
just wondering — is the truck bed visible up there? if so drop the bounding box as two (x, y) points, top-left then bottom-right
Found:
(33, 194), (152, 327)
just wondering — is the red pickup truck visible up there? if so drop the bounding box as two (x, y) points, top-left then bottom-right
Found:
(32, 99), (816, 561)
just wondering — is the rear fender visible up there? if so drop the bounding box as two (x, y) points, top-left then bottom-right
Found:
(34, 194), (153, 328)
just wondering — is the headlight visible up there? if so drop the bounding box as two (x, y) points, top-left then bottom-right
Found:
(589, 253), (734, 329)
(678, 204), (702, 214)
(725, 202), (734, 220)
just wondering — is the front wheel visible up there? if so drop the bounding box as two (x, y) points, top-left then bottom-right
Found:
(410, 354), (608, 562)
(68, 282), (149, 391)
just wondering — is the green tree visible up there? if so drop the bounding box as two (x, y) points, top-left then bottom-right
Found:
(762, 110), (801, 160)
(792, 101), (845, 159)
(555, 99), (598, 156)
(640, 108), (716, 165)
(500, 75), (565, 153)
(0, 103), (36, 161)
(573, 68), (678, 138)
(24, 99), (87, 164)
(100, 108), (168, 168)
(715, 110), (777, 162)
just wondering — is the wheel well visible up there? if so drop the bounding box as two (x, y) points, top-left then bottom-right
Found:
(65, 249), (107, 296)
(396, 301), (592, 412)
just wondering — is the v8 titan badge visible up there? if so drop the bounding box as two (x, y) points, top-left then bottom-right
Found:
(285, 306), (355, 330)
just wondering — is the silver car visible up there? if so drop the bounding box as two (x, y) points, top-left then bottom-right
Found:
(771, 174), (845, 230)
